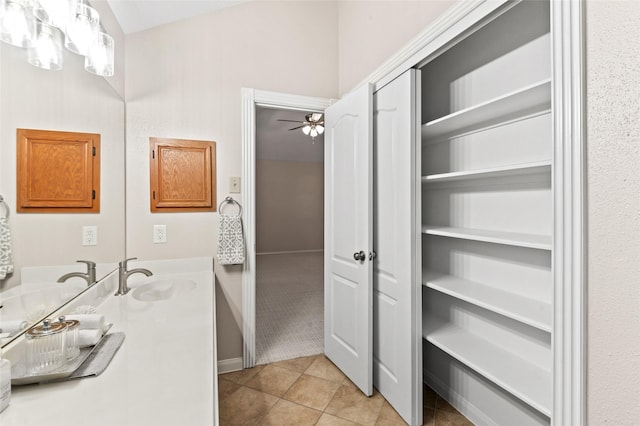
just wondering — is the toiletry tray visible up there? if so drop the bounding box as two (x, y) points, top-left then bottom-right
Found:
(11, 324), (112, 386)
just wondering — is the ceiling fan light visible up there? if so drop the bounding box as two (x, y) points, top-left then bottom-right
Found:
(302, 125), (311, 135)
(316, 125), (324, 135)
(310, 127), (318, 138)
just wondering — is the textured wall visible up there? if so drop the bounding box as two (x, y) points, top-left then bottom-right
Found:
(586, 1), (640, 423)
(125, 1), (338, 361)
(256, 160), (324, 254)
(338, 0), (453, 95)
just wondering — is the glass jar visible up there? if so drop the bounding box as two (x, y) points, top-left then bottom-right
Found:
(25, 319), (67, 374)
(58, 316), (80, 361)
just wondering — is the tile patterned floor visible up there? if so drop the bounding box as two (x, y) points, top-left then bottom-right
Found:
(219, 354), (474, 425)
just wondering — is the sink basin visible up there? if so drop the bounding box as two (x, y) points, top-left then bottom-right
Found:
(131, 279), (196, 302)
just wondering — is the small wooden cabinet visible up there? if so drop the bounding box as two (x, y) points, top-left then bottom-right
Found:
(17, 128), (100, 213)
(149, 137), (216, 213)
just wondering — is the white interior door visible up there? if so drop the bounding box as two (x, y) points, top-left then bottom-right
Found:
(373, 69), (422, 424)
(324, 83), (373, 396)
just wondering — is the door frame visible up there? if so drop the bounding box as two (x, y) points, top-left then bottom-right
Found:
(240, 88), (333, 368)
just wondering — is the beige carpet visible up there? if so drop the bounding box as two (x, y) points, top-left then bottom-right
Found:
(255, 252), (324, 365)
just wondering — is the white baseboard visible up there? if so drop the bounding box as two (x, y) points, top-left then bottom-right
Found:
(218, 357), (243, 374)
(256, 249), (324, 256)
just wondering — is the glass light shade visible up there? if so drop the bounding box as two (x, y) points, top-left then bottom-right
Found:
(33, 0), (71, 29)
(84, 31), (113, 76)
(310, 127), (319, 138)
(0, 0), (36, 48)
(302, 125), (311, 135)
(64, 2), (98, 55)
(28, 21), (62, 70)
(316, 125), (325, 135)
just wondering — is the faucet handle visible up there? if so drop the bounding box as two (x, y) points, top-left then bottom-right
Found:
(120, 257), (138, 269)
(76, 260), (96, 270)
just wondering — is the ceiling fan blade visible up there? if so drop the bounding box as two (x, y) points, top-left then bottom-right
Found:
(277, 119), (304, 123)
(310, 113), (323, 122)
(288, 125), (305, 130)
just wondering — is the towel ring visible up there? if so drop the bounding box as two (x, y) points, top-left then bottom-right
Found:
(0, 195), (8, 219)
(218, 196), (242, 217)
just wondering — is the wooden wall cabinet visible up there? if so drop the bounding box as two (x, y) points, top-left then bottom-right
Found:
(17, 128), (100, 213)
(149, 137), (216, 213)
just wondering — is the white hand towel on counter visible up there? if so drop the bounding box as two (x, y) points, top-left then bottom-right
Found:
(65, 314), (107, 332)
(0, 217), (14, 280)
(78, 329), (103, 348)
(0, 320), (27, 335)
(217, 215), (245, 265)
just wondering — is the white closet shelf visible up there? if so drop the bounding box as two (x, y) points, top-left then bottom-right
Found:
(423, 271), (552, 332)
(423, 319), (552, 417)
(422, 161), (551, 183)
(422, 226), (552, 251)
(421, 79), (552, 139)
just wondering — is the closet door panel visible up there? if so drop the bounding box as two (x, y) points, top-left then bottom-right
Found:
(324, 83), (374, 396)
(372, 69), (421, 425)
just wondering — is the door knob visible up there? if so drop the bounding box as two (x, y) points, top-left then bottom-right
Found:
(353, 251), (366, 262)
(369, 251), (377, 261)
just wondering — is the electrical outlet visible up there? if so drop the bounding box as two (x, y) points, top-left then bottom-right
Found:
(82, 226), (97, 246)
(230, 176), (241, 193)
(153, 224), (167, 244)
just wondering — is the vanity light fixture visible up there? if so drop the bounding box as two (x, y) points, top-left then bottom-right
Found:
(0, 0), (115, 76)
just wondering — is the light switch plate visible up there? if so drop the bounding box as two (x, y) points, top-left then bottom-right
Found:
(230, 176), (241, 193)
(153, 224), (167, 243)
(82, 226), (97, 246)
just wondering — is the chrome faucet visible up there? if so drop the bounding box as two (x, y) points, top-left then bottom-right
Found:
(115, 257), (153, 296)
(57, 260), (97, 286)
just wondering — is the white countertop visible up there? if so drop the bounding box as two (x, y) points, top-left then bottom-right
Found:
(0, 257), (218, 426)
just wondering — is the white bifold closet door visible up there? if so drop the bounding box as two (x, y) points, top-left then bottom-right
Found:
(372, 69), (422, 425)
(324, 83), (374, 396)
(324, 71), (421, 425)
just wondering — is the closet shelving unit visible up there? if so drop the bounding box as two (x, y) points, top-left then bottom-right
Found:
(419, 2), (553, 424)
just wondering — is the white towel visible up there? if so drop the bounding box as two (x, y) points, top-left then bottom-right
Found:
(65, 314), (107, 332)
(217, 215), (245, 265)
(78, 329), (103, 348)
(0, 320), (27, 335)
(0, 218), (14, 280)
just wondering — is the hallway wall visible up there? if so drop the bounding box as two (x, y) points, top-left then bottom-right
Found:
(256, 160), (324, 254)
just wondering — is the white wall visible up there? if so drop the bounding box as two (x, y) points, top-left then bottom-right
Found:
(0, 43), (125, 290)
(124, 1), (339, 360)
(585, 1), (640, 423)
(337, 0), (454, 95)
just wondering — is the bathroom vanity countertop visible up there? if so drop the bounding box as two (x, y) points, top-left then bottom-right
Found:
(0, 257), (217, 426)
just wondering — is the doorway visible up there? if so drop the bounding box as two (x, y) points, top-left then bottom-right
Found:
(254, 106), (325, 364)
(240, 89), (333, 368)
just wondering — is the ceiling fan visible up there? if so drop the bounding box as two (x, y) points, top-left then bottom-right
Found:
(277, 113), (325, 138)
